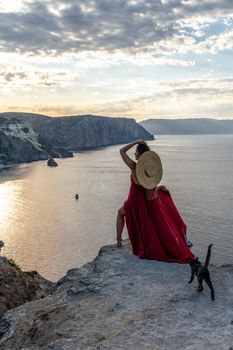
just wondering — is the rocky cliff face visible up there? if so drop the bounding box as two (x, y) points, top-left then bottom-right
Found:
(0, 117), (47, 165)
(0, 113), (154, 167)
(0, 242), (233, 350)
(1, 112), (154, 150)
(47, 115), (154, 150)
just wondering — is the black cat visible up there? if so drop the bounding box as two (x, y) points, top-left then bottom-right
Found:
(189, 244), (215, 301)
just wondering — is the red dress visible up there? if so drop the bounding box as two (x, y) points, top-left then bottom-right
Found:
(124, 176), (195, 263)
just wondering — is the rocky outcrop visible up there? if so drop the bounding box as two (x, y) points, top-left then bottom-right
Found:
(0, 257), (55, 319)
(0, 113), (153, 167)
(47, 157), (58, 167)
(0, 241), (233, 350)
(0, 117), (47, 165)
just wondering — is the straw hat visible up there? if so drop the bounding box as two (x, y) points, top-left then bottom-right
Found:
(136, 151), (163, 189)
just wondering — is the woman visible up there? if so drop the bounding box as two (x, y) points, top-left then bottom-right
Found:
(116, 140), (195, 263)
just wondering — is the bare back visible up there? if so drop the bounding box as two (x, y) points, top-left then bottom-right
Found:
(131, 166), (140, 185)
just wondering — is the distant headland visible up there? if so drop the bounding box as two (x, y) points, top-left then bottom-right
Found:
(140, 118), (233, 135)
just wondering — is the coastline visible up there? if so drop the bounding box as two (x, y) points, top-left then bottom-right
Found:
(0, 164), (13, 171)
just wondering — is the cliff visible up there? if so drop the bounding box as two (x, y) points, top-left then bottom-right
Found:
(0, 113), (154, 167)
(14, 112), (154, 149)
(0, 241), (233, 350)
(0, 117), (47, 165)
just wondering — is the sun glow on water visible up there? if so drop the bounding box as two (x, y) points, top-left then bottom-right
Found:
(0, 181), (22, 239)
(0, 183), (13, 226)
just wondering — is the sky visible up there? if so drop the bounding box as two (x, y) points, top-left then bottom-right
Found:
(0, 0), (232, 120)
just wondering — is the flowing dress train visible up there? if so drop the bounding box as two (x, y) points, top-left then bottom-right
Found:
(124, 176), (195, 263)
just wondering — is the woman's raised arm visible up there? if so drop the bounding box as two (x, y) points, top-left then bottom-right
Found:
(120, 140), (146, 170)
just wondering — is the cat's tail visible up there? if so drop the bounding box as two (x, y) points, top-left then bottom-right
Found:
(204, 244), (213, 269)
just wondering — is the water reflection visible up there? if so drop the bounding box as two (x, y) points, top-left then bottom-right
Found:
(0, 181), (20, 234)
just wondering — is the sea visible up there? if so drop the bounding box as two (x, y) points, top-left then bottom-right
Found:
(0, 135), (233, 281)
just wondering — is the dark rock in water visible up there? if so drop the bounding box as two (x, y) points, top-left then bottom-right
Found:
(47, 157), (58, 167)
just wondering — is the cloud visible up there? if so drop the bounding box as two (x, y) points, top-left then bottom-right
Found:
(71, 51), (197, 68)
(195, 30), (233, 53)
(0, 67), (28, 82)
(80, 76), (233, 118)
(0, 0), (232, 56)
(0, 1), (232, 120)
(2, 75), (233, 119)
(7, 76), (230, 119)
(0, 62), (71, 91)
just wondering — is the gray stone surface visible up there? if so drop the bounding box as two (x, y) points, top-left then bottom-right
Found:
(0, 241), (233, 350)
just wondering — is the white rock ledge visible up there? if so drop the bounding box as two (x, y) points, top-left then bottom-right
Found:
(0, 241), (233, 350)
